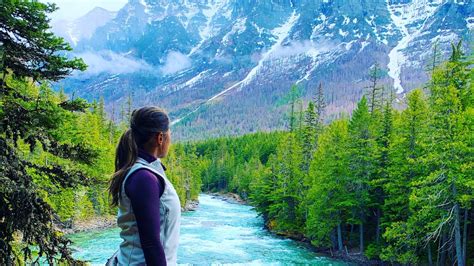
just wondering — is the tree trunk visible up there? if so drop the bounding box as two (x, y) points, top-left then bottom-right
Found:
(439, 232), (447, 266)
(452, 182), (464, 266)
(330, 228), (337, 250)
(337, 223), (343, 252)
(376, 208), (381, 244)
(349, 224), (354, 243)
(453, 202), (464, 266)
(359, 223), (364, 253)
(462, 208), (468, 265)
(428, 242), (433, 266)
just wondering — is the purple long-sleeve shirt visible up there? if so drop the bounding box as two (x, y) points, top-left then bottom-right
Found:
(124, 149), (167, 265)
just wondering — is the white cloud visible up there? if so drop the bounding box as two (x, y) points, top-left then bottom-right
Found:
(214, 54), (233, 64)
(252, 39), (334, 60)
(77, 51), (154, 75)
(270, 40), (316, 59)
(160, 51), (192, 75)
(250, 51), (263, 63)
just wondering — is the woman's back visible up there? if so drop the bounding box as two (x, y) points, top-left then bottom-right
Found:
(117, 156), (181, 265)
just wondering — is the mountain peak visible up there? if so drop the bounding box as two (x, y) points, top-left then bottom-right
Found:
(86, 6), (114, 15)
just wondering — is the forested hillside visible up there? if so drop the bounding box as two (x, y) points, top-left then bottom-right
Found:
(185, 44), (474, 265)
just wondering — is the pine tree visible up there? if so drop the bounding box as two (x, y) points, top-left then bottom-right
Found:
(367, 63), (384, 114)
(381, 89), (430, 264)
(249, 154), (276, 221)
(306, 119), (352, 252)
(0, 1), (90, 263)
(301, 101), (317, 173)
(314, 82), (326, 126)
(369, 98), (394, 252)
(300, 83), (326, 222)
(348, 96), (375, 253)
(0, 1), (86, 83)
(267, 132), (304, 234)
(287, 84), (301, 132)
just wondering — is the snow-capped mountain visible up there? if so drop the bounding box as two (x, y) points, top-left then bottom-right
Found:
(54, 0), (473, 140)
(52, 7), (117, 46)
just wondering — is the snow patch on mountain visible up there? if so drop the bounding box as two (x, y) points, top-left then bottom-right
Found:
(139, 0), (150, 14)
(222, 18), (247, 46)
(171, 11), (302, 124)
(51, 7), (117, 47)
(209, 11), (300, 102)
(386, 0), (443, 93)
(189, 1), (230, 55)
(184, 70), (211, 87)
(296, 41), (343, 85)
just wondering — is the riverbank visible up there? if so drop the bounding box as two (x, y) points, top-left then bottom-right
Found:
(58, 215), (116, 234)
(182, 199), (199, 211)
(61, 193), (237, 233)
(208, 192), (247, 204)
(58, 198), (200, 234)
(266, 227), (379, 265)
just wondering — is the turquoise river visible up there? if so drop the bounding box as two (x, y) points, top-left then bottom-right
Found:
(69, 194), (349, 265)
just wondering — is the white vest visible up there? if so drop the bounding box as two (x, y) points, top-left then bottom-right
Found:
(117, 157), (181, 265)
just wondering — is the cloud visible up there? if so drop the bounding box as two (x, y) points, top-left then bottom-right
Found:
(250, 51), (263, 63)
(270, 40), (317, 58)
(77, 51), (154, 75)
(160, 51), (192, 75)
(214, 54), (233, 65)
(264, 39), (335, 60)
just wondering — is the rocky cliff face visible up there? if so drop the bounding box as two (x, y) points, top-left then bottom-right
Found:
(54, 0), (473, 140)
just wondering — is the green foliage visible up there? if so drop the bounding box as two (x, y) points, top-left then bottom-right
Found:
(306, 119), (351, 248)
(267, 132), (304, 233)
(380, 89), (430, 262)
(365, 243), (382, 260)
(0, 1), (102, 263)
(163, 143), (203, 206)
(347, 96), (374, 223)
(0, 75), (92, 264)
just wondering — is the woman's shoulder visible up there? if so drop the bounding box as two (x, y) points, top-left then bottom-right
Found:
(125, 168), (165, 197)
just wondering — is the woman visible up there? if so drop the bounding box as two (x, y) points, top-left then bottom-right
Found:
(107, 107), (181, 266)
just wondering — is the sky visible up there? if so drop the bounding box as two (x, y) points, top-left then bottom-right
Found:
(41, 0), (128, 21)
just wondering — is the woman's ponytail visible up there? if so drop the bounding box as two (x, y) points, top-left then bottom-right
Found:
(109, 129), (138, 206)
(115, 129), (138, 171)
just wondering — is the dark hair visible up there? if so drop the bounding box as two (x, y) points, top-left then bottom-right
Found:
(109, 106), (169, 206)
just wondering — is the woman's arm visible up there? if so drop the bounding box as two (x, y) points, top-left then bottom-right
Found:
(126, 169), (166, 266)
